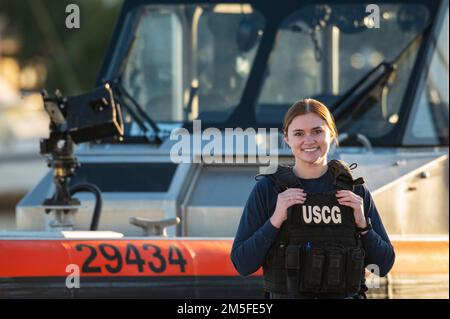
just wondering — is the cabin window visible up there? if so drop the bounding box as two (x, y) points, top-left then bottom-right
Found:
(404, 9), (449, 145)
(120, 4), (265, 133)
(255, 3), (430, 143)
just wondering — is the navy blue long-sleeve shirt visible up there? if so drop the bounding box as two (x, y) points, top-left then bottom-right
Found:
(231, 169), (395, 278)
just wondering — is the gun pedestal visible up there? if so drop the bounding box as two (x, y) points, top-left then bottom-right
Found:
(39, 84), (123, 232)
(40, 91), (81, 231)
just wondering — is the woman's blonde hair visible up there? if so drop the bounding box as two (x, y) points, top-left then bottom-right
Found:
(283, 98), (338, 145)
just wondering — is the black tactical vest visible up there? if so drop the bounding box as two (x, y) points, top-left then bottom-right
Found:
(261, 160), (366, 298)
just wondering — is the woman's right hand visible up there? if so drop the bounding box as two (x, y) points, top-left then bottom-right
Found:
(270, 188), (306, 228)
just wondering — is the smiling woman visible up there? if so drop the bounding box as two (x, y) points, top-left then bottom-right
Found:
(231, 98), (395, 299)
(282, 99), (337, 179)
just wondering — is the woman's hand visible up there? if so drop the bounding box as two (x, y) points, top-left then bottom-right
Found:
(270, 188), (306, 228)
(336, 190), (367, 229)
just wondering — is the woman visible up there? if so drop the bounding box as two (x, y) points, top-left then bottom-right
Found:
(231, 98), (395, 299)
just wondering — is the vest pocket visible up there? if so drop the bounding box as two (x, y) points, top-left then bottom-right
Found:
(322, 248), (346, 293)
(285, 245), (302, 294)
(346, 247), (365, 294)
(299, 247), (325, 293)
(263, 243), (287, 293)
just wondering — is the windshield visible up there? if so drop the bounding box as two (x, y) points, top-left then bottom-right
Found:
(120, 4), (264, 134)
(114, 2), (441, 145)
(256, 3), (429, 139)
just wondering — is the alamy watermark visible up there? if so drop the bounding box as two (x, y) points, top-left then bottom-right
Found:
(365, 4), (380, 29)
(170, 120), (280, 174)
(366, 264), (381, 288)
(65, 4), (80, 29)
(65, 264), (80, 289)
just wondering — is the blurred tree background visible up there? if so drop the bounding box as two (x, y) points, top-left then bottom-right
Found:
(0, 0), (122, 95)
(0, 0), (123, 224)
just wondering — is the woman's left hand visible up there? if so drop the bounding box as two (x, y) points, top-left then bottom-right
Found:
(336, 190), (367, 228)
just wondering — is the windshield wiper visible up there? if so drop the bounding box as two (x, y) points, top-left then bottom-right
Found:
(184, 79), (199, 120)
(110, 79), (162, 144)
(330, 24), (431, 131)
(106, 28), (163, 144)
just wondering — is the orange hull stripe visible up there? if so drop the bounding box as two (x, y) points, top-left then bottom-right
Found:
(0, 239), (262, 277)
(0, 239), (447, 277)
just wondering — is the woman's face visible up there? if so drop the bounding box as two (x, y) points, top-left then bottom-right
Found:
(284, 113), (333, 165)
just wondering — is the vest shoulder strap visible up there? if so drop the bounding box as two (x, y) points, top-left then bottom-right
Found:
(256, 165), (303, 193)
(327, 160), (365, 191)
